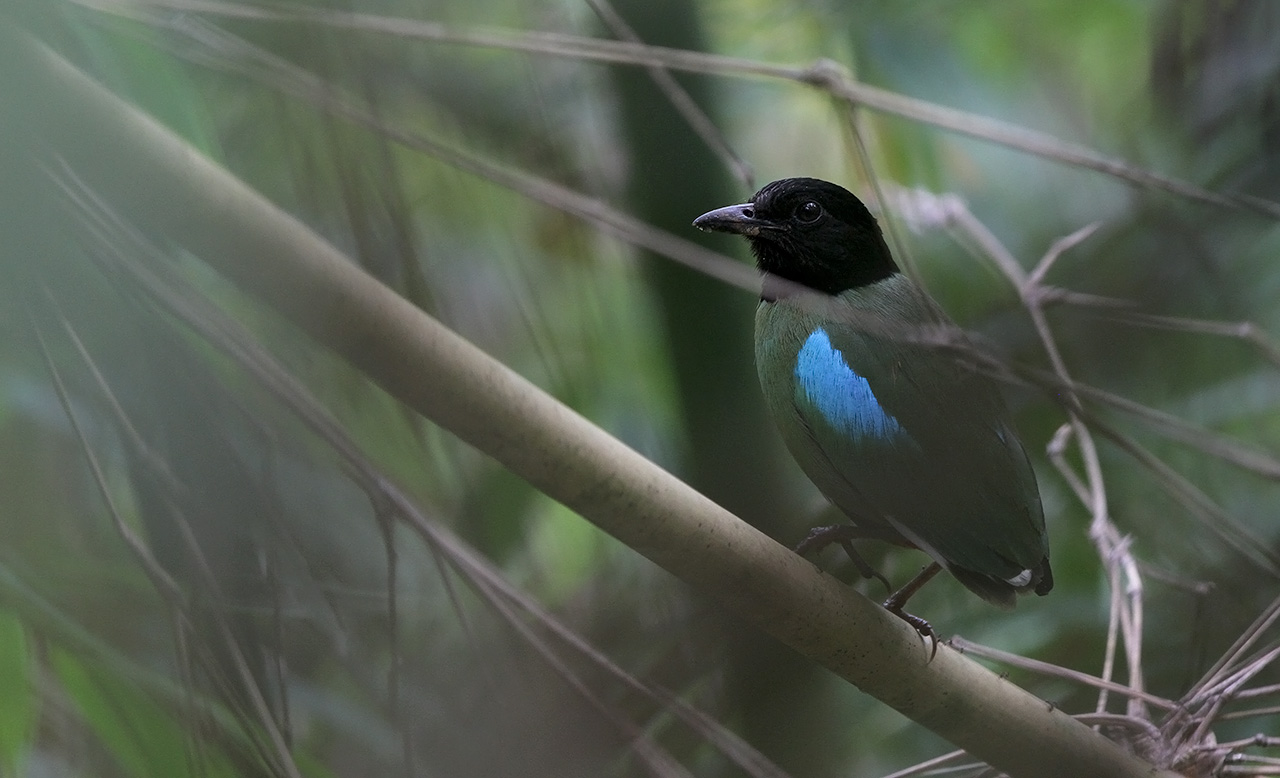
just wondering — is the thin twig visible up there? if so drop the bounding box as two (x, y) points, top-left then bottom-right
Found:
(1099, 312), (1280, 370)
(1085, 418), (1280, 577)
(1234, 683), (1280, 701)
(74, 0), (1280, 219)
(585, 0), (753, 189)
(878, 750), (979, 778)
(844, 105), (920, 282)
(950, 638), (1175, 710)
(29, 308), (185, 602)
(1188, 593), (1280, 702)
(938, 193), (1149, 720)
(1073, 713), (1165, 743)
(1025, 222), (1103, 290)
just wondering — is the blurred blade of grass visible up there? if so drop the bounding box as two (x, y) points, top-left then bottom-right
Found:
(1087, 415), (1280, 577)
(59, 159), (799, 778)
(0, 561), (265, 762)
(50, 648), (243, 778)
(0, 610), (35, 774)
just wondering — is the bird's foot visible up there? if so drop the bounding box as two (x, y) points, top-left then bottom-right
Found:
(883, 602), (939, 661)
(794, 524), (859, 555)
(882, 562), (944, 661)
(794, 525), (891, 592)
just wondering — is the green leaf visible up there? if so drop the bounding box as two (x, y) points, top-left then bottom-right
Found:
(0, 609), (34, 775)
(50, 649), (238, 778)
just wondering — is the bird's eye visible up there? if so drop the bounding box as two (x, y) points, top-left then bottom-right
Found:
(795, 201), (823, 223)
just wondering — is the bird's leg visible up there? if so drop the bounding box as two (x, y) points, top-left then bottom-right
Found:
(883, 562), (943, 660)
(794, 525), (892, 592)
(836, 539), (893, 593)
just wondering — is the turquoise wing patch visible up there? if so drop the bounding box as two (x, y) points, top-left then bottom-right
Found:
(794, 328), (907, 441)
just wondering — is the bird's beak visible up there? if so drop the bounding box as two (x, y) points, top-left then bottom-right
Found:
(692, 203), (771, 237)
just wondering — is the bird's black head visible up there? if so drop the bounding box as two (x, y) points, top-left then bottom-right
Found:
(692, 177), (899, 296)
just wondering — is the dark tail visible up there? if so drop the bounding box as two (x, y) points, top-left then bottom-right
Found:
(949, 557), (1053, 610)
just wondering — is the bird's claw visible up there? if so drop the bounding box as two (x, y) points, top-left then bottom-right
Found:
(798, 536), (940, 659)
(884, 604), (939, 661)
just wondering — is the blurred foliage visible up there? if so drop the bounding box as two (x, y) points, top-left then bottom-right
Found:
(3, 0), (1280, 776)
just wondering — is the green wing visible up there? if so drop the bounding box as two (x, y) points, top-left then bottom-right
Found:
(770, 280), (1049, 603)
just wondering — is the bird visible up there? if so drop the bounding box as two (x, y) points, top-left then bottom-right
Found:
(693, 177), (1051, 647)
